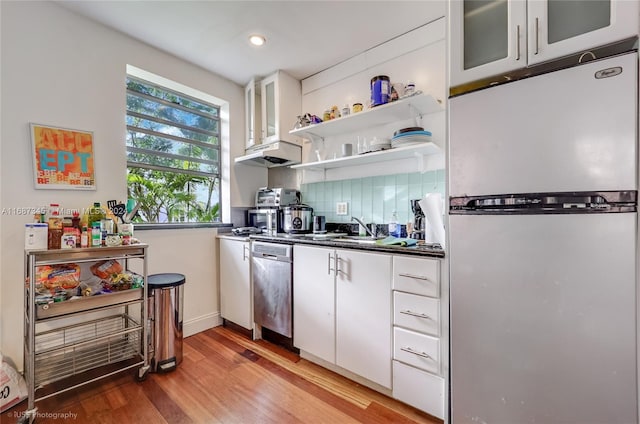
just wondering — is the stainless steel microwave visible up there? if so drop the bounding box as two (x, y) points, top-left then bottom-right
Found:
(247, 209), (282, 233)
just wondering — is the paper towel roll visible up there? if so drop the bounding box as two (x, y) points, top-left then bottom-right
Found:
(419, 193), (445, 248)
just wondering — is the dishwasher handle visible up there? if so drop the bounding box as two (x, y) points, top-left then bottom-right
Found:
(252, 252), (292, 263)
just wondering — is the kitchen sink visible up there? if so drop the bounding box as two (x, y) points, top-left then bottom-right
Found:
(332, 236), (383, 245)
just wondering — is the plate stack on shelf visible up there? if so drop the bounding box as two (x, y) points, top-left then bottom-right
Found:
(391, 127), (432, 148)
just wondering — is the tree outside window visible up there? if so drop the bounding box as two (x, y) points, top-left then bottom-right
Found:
(126, 76), (221, 223)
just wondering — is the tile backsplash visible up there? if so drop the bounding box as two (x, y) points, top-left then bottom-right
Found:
(301, 169), (445, 226)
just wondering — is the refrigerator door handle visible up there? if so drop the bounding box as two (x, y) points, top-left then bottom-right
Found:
(450, 191), (637, 214)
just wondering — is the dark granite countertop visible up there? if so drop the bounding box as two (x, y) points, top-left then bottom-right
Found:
(248, 233), (445, 258)
(217, 233), (251, 242)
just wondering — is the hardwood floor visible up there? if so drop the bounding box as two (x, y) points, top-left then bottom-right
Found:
(3, 326), (443, 424)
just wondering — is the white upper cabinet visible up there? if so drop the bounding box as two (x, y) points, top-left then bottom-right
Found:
(527, 0), (638, 66)
(450, 0), (526, 87)
(260, 70), (302, 145)
(450, 0), (639, 88)
(244, 78), (261, 149)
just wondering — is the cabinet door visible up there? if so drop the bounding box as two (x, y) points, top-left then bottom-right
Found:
(335, 249), (392, 388)
(293, 245), (336, 363)
(219, 239), (252, 330)
(450, 0), (526, 87)
(527, 0), (639, 66)
(260, 73), (277, 144)
(244, 79), (261, 149)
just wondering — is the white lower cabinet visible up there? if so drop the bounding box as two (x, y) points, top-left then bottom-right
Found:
(295, 247), (445, 415)
(393, 361), (445, 420)
(219, 237), (252, 330)
(335, 248), (392, 388)
(293, 245), (335, 363)
(392, 255), (445, 419)
(294, 245), (392, 388)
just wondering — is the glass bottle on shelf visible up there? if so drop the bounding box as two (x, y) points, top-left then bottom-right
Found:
(88, 202), (106, 228)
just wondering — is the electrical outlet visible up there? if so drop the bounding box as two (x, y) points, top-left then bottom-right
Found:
(336, 202), (348, 216)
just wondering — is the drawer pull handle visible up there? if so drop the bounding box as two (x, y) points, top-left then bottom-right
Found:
(400, 310), (432, 320)
(243, 245), (250, 261)
(398, 273), (430, 281)
(401, 347), (433, 360)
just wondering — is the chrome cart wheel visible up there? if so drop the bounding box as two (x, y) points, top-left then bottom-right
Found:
(17, 408), (36, 424)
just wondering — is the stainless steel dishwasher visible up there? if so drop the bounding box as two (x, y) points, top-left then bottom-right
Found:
(252, 241), (293, 341)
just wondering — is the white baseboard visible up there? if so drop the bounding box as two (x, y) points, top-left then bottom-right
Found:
(184, 312), (222, 337)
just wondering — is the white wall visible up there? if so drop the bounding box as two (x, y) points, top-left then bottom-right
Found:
(129, 228), (222, 337)
(0, 1), (259, 368)
(298, 16), (447, 183)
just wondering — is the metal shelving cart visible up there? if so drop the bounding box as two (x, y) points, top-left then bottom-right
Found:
(21, 244), (150, 424)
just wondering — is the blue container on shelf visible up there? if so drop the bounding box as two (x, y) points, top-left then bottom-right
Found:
(370, 75), (390, 107)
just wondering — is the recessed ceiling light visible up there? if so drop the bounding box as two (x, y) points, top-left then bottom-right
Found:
(249, 34), (266, 46)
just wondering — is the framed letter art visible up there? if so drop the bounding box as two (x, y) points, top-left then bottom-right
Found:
(30, 123), (96, 190)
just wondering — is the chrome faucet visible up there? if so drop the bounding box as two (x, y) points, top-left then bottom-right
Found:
(351, 216), (376, 238)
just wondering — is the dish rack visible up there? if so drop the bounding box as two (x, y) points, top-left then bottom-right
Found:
(21, 245), (149, 424)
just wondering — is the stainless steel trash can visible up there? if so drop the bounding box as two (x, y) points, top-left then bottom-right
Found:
(148, 273), (185, 373)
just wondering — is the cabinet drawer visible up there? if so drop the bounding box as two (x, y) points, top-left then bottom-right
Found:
(393, 292), (439, 337)
(392, 256), (439, 298)
(393, 360), (444, 420)
(394, 327), (439, 375)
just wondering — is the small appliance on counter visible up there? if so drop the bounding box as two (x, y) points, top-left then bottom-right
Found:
(247, 187), (301, 234)
(247, 209), (281, 234)
(282, 204), (313, 234)
(255, 187), (300, 208)
(409, 199), (425, 240)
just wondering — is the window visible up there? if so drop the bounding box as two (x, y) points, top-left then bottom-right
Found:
(126, 76), (221, 223)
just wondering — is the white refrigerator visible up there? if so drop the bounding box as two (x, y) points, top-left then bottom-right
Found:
(448, 52), (638, 423)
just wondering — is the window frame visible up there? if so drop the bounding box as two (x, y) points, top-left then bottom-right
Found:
(125, 74), (222, 224)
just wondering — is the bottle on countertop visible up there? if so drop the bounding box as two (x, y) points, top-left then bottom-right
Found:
(388, 211), (401, 238)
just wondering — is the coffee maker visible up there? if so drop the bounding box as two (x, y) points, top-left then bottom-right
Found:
(410, 199), (425, 240)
